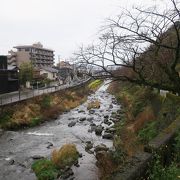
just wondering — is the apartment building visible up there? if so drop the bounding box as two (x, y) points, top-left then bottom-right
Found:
(8, 42), (54, 68)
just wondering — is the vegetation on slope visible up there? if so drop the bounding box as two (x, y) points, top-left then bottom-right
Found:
(101, 81), (180, 179)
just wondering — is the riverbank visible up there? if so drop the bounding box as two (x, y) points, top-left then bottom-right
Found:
(0, 79), (103, 130)
(99, 81), (180, 180)
(0, 80), (120, 180)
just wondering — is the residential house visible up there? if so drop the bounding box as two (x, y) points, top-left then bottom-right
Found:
(40, 67), (58, 81)
(55, 61), (74, 84)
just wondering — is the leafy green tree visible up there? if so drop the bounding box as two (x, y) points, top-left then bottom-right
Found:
(19, 62), (33, 85)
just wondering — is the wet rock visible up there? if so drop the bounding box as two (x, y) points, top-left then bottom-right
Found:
(78, 153), (83, 158)
(74, 160), (80, 167)
(112, 100), (118, 104)
(64, 166), (71, 172)
(104, 115), (109, 119)
(8, 159), (15, 165)
(88, 129), (93, 133)
(46, 142), (53, 149)
(109, 104), (113, 109)
(78, 110), (85, 113)
(102, 133), (114, 140)
(89, 109), (95, 114)
(68, 121), (76, 127)
(105, 128), (116, 134)
(68, 117), (75, 121)
(31, 155), (44, 160)
(61, 168), (74, 179)
(95, 126), (103, 136)
(18, 162), (27, 168)
(104, 118), (109, 123)
(94, 144), (109, 153)
(90, 123), (96, 127)
(85, 141), (93, 151)
(87, 117), (94, 122)
(79, 117), (86, 122)
(111, 119), (119, 123)
(104, 119), (112, 126)
(89, 123), (97, 132)
(105, 121), (112, 126)
(74, 163), (80, 167)
(69, 178), (75, 180)
(86, 149), (94, 154)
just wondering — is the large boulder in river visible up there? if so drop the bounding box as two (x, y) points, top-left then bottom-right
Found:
(102, 133), (114, 140)
(68, 121), (76, 127)
(94, 144), (109, 153)
(79, 117), (86, 122)
(95, 126), (103, 136)
(85, 141), (93, 151)
(89, 109), (95, 114)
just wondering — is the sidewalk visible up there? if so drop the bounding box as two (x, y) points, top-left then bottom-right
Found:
(0, 89), (31, 99)
(0, 79), (90, 106)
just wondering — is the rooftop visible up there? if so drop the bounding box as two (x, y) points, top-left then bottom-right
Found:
(14, 43), (54, 52)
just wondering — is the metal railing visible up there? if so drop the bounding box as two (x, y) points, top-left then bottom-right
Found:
(0, 78), (90, 106)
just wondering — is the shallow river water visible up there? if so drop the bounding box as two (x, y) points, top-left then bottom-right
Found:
(0, 82), (120, 180)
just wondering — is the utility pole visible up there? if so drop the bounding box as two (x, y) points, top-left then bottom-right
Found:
(17, 68), (20, 100)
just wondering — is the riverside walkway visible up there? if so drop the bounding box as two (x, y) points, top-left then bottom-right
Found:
(0, 79), (90, 106)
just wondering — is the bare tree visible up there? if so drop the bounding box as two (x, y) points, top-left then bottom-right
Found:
(75, 0), (180, 94)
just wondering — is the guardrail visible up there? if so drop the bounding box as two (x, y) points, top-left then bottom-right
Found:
(0, 78), (91, 106)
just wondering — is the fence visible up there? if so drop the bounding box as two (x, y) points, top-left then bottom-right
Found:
(0, 79), (91, 106)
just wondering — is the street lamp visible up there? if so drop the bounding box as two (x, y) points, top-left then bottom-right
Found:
(17, 69), (20, 100)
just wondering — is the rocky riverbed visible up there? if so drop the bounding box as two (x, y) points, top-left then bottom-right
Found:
(0, 82), (121, 180)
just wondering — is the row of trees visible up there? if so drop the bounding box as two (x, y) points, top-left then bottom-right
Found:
(75, 0), (180, 95)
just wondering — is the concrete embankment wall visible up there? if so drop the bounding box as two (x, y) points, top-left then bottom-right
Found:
(112, 119), (180, 180)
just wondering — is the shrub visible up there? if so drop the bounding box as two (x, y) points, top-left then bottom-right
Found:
(149, 155), (180, 180)
(30, 117), (42, 127)
(88, 80), (103, 90)
(32, 159), (60, 180)
(174, 130), (180, 162)
(51, 144), (79, 169)
(111, 136), (126, 165)
(0, 110), (13, 128)
(87, 100), (100, 110)
(41, 95), (51, 109)
(138, 121), (158, 143)
(0, 111), (11, 124)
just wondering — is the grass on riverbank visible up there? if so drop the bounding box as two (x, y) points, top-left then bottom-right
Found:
(32, 144), (79, 180)
(99, 81), (180, 179)
(0, 79), (103, 130)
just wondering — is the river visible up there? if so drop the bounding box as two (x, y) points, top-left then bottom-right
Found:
(0, 82), (120, 180)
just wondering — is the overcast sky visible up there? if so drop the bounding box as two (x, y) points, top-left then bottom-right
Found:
(0, 0), (170, 63)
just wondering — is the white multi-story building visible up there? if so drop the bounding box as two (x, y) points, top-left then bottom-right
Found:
(8, 42), (54, 68)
